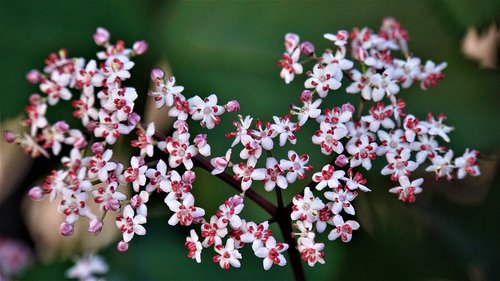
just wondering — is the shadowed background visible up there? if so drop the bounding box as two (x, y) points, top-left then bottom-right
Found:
(0, 0), (499, 280)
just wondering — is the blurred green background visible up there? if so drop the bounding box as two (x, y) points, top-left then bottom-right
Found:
(0, 0), (499, 280)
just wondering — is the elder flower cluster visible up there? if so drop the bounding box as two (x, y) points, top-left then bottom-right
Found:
(4, 18), (480, 276)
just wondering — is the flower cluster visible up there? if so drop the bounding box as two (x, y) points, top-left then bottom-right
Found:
(277, 18), (480, 262)
(5, 18), (481, 277)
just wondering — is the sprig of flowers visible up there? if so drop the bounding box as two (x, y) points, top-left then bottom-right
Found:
(4, 18), (481, 280)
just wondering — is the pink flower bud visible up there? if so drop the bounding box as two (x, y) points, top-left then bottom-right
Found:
(133, 40), (148, 55)
(91, 142), (104, 154)
(300, 90), (313, 102)
(355, 47), (367, 61)
(194, 134), (207, 147)
(173, 120), (189, 133)
(130, 194), (142, 209)
(117, 240), (129, 252)
(54, 121), (69, 131)
(93, 27), (110, 46)
(182, 170), (196, 184)
(229, 195), (244, 206)
(88, 219), (103, 236)
(150, 68), (165, 80)
(3, 130), (17, 143)
(342, 103), (355, 113)
(211, 157), (228, 171)
(335, 155), (349, 167)
(285, 33), (300, 51)
(26, 69), (41, 84)
(300, 41), (315, 56)
(109, 200), (121, 212)
(28, 186), (44, 201)
(59, 222), (74, 236)
(225, 100), (240, 113)
(128, 112), (141, 127)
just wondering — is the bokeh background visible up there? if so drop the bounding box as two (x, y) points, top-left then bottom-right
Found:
(0, 0), (499, 280)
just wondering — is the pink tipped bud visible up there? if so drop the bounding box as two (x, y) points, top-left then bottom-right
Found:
(182, 170), (196, 184)
(300, 90), (313, 102)
(117, 240), (129, 252)
(26, 69), (41, 84)
(54, 121), (69, 132)
(128, 112), (141, 127)
(193, 134), (208, 147)
(130, 195), (141, 209)
(300, 41), (315, 56)
(342, 103), (355, 113)
(150, 68), (165, 80)
(28, 186), (44, 201)
(91, 142), (104, 154)
(210, 157), (228, 172)
(285, 33), (300, 52)
(93, 27), (110, 46)
(335, 155), (349, 167)
(88, 218), (103, 235)
(109, 200), (121, 211)
(133, 40), (148, 55)
(225, 100), (240, 113)
(3, 130), (17, 143)
(173, 120), (189, 133)
(59, 222), (74, 236)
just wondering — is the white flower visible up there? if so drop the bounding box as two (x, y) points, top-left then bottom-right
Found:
(454, 149), (480, 179)
(424, 113), (453, 143)
(324, 187), (357, 215)
(389, 176), (424, 203)
(166, 193), (205, 226)
(346, 135), (378, 170)
(291, 187), (324, 223)
(361, 102), (395, 132)
(254, 236), (289, 270)
(116, 205), (146, 243)
(213, 239), (242, 270)
(312, 121), (347, 155)
(312, 164), (345, 190)
(321, 46), (353, 70)
(271, 115), (299, 147)
(251, 120), (277, 151)
(87, 149), (117, 182)
(101, 56), (134, 86)
(123, 156), (147, 192)
(304, 63), (342, 98)
(165, 139), (198, 170)
(381, 149), (418, 181)
(419, 60), (447, 90)
(189, 94), (225, 129)
(131, 122), (155, 157)
(240, 221), (272, 251)
(200, 215), (227, 247)
(327, 215), (359, 242)
(291, 99), (322, 126)
(185, 229), (203, 263)
(425, 150), (455, 180)
(262, 157), (288, 191)
(324, 30), (349, 46)
(149, 76), (185, 109)
(232, 157), (266, 191)
(66, 255), (108, 281)
(280, 150), (312, 183)
(297, 237), (325, 267)
(216, 195), (244, 229)
(279, 48), (303, 84)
